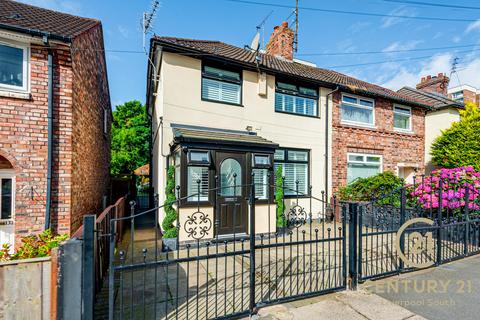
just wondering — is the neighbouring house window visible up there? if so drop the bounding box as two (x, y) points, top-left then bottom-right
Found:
(451, 91), (464, 102)
(275, 81), (318, 116)
(347, 153), (382, 183)
(0, 42), (28, 91)
(187, 166), (209, 201)
(201, 65), (241, 105)
(341, 94), (374, 126)
(393, 105), (412, 131)
(274, 149), (309, 196)
(0, 177), (13, 220)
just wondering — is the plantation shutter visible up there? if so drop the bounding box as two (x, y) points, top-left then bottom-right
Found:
(187, 167), (209, 201)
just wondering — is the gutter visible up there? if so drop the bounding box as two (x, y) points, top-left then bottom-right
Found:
(325, 87), (340, 201)
(0, 22), (72, 43)
(44, 43), (54, 229)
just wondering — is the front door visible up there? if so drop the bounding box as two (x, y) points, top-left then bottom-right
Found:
(216, 152), (247, 235)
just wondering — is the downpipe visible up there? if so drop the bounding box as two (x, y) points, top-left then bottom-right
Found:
(45, 45), (54, 229)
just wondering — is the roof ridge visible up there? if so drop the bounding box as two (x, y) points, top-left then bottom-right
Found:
(4, 0), (99, 23)
(154, 36), (221, 44)
(401, 86), (457, 102)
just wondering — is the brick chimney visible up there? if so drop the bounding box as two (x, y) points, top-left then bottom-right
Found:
(416, 73), (450, 96)
(265, 21), (295, 60)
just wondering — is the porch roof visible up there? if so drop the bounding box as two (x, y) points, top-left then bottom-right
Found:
(171, 124), (279, 149)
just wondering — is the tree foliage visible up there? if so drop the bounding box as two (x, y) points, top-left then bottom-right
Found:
(431, 102), (480, 171)
(162, 166), (178, 238)
(111, 100), (150, 174)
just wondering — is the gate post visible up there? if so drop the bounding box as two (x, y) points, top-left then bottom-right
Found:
(108, 218), (116, 320)
(82, 215), (96, 320)
(399, 188), (406, 272)
(464, 186), (470, 256)
(436, 179), (443, 265)
(348, 203), (358, 289)
(249, 173), (256, 315)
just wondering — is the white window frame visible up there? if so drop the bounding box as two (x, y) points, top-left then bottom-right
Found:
(0, 40), (30, 93)
(346, 153), (383, 183)
(0, 170), (15, 222)
(340, 93), (375, 128)
(393, 104), (412, 133)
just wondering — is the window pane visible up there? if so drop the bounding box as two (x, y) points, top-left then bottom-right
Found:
(359, 99), (373, 108)
(220, 159), (242, 196)
(305, 99), (316, 116)
(341, 104), (373, 124)
(342, 96), (357, 104)
(347, 163), (380, 184)
(283, 163), (307, 195)
(190, 151), (209, 163)
(274, 150), (285, 161)
(288, 150), (308, 161)
(202, 78), (240, 104)
(284, 94), (294, 113)
(394, 113), (410, 130)
(277, 82), (297, 91)
(394, 106), (411, 115)
(0, 44), (23, 88)
(204, 66), (240, 81)
(276, 92), (317, 116)
(253, 168), (268, 200)
(366, 156), (381, 163)
(1, 179), (12, 219)
(254, 155), (270, 166)
(187, 167), (209, 201)
(348, 155), (364, 162)
(299, 87), (317, 97)
(295, 97), (305, 114)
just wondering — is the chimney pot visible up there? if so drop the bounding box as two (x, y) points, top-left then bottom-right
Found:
(282, 21), (288, 28)
(427, 75), (432, 80)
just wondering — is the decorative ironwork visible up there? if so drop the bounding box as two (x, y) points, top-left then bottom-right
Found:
(288, 205), (307, 228)
(184, 210), (212, 240)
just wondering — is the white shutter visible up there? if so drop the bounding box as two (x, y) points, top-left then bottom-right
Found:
(187, 167), (209, 201)
(202, 78), (240, 104)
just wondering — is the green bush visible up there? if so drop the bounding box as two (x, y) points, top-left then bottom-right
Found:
(0, 229), (68, 261)
(431, 102), (480, 171)
(338, 171), (404, 205)
(161, 166), (178, 238)
(275, 166), (286, 227)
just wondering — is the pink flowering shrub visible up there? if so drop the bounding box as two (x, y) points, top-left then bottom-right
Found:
(410, 167), (480, 211)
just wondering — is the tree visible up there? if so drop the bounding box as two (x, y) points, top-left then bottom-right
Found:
(162, 166), (178, 238)
(110, 100), (150, 174)
(431, 102), (480, 171)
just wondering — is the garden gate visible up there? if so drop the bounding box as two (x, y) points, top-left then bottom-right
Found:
(106, 176), (347, 319)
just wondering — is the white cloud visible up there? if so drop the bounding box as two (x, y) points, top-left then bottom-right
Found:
(452, 36), (462, 43)
(433, 32), (443, 40)
(118, 26), (129, 39)
(348, 22), (371, 34)
(18, 0), (81, 14)
(466, 19), (480, 33)
(381, 53), (453, 90)
(381, 6), (417, 29)
(382, 40), (423, 53)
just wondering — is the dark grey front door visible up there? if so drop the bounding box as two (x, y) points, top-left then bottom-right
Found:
(216, 152), (247, 235)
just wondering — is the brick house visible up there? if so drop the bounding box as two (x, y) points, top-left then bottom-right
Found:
(0, 0), (111, 248)
(146, 21), (440, 241)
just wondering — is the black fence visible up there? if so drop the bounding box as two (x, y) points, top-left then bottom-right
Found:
(350, 177), (480, 284)
(104, 175), (346, 319)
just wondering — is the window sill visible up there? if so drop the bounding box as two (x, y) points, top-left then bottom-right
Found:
(275, 110), (319, 119)
(340, 121), (376, 130)
(394, 129), (414, 135)
(201, 97), (243, 107)
(0, 89), (31, 100)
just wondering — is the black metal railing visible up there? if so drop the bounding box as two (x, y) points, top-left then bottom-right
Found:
(104, 173), (346, 319)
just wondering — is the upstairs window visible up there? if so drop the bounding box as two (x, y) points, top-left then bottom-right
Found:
(201, 64), (241, 105)
(275, 81), (318, 117)
(0, 42), (29, 92)
(393, 105), (412, 132)
(341, 94), (374, 126)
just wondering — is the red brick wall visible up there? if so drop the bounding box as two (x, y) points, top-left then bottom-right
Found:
(0, 45), (73, 238)
(331, 92), (426, 194)
(70, 24), (112, 233)
(462, 89), (477, 105)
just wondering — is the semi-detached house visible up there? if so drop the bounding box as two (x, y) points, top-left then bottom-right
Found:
(146, 22), (434, 242)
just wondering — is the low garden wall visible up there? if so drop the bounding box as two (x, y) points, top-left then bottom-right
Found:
(0, 256), (52, 319)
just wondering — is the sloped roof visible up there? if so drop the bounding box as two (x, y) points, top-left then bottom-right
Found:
(172, 124), (278, 148)
(0, 0), (99, 41)
(152, 36), (430, 109)
(397, 87), (464, 110)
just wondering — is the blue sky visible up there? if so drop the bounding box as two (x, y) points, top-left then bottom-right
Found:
(20, 0), (480, 107)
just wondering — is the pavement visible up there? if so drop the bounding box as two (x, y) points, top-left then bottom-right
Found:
(254, 289), (426, 320)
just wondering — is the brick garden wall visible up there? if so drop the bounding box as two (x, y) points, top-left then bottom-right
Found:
(331, 91), (426, 194)
(70, 24), (112, 233)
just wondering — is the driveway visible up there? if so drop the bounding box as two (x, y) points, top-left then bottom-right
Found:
(363, 255), (480, 320)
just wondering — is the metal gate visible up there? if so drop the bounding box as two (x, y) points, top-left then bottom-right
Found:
(351, 180), (480, 284)
(107, 177), (347, 319)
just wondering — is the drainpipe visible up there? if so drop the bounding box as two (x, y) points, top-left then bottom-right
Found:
(45, 44), (54, 229)
(325, 86), (340, 201)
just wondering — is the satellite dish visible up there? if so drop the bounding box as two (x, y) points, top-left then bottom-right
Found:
(250, 31), (260, 52)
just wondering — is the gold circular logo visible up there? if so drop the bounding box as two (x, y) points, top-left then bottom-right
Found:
(395, 217), (435, 268)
